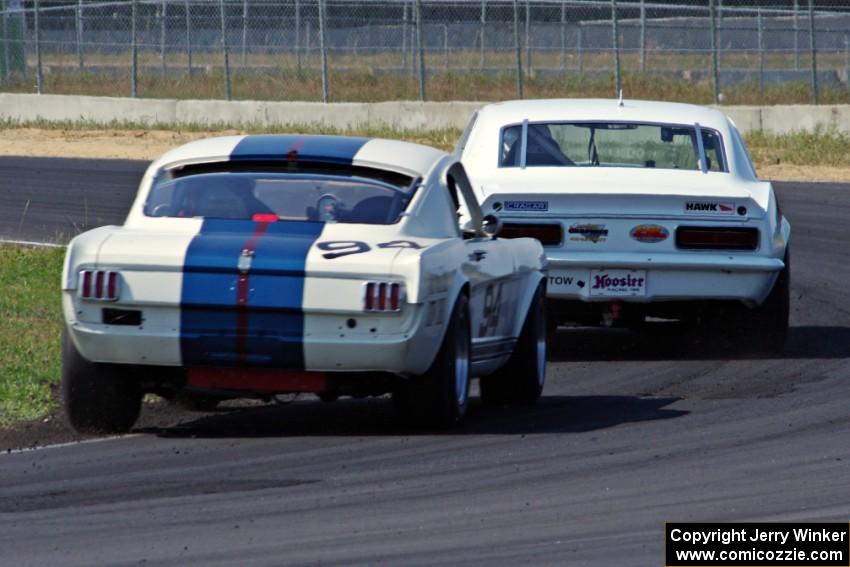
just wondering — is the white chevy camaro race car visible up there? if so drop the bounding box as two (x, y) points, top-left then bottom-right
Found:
(62, 135), (547, 433)
(457, 98), (791, 352)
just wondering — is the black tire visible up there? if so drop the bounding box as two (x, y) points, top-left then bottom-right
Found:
(61, 332), (142, 434)
(480, 283), (547, 407)
(738, 248), (791, 354)
(393, 293), (471, 428)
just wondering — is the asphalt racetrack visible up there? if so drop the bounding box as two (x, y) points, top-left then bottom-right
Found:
(2, 157), (850, 566)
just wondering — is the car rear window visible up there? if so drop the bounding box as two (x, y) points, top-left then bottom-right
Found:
(500, 121), (726, 172)
(144, 171), (417, 225)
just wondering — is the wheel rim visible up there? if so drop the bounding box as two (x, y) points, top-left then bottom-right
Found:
(455, 314), (470, 407)
(536, 301), (546, 387)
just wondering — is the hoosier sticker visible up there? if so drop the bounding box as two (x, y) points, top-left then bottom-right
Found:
(684, 202), (735, 215)
(504, 200), (548, 212)
(588, 269), (647, 297)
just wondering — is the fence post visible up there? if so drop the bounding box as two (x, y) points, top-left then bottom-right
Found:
(479, 0), (485, 70)
(2, 9), (8, 85)
(184, 0), (192, 76)
(512, 0), (522, 98)
(757, 7), (763, 95)
(793, 0), (799, 70)
(559, 0), (566, 73)
(76, 0), (84, 71)
(318, 0), (328, 102)
(442, 23), (448, 72)
(639, 0), (646, 72)
(305, 20), (311, 67)
(577, 22), (583, 74)
(401, 2), (407, 71)
(131, 0), (138, 98)
(845, 35), (849, 96)
(808, 0), (817, 105)
(415, 0), (425, 101)
(160, 0), (167, 77)
(241, 0), (247, 66)
(611, 0), (620, 97)
(710, 0), (719, 104)
(525, 0), (531, 76)
(295, 0), (301, 71)
(220, 0), (231, 100)
(34, 0), (41, 94)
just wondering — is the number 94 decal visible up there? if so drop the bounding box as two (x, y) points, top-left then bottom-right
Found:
(317, 240), (423, 260)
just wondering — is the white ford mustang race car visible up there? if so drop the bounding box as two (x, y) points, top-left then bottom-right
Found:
(457, 98), (791, 352)
(62, 135), (547, 433)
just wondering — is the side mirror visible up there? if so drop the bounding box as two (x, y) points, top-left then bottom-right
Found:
(481, 214), (502, 238)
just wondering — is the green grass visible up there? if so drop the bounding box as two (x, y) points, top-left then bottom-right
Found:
(745, 128), (850, 168)
(6, 68), (850, 105)
(0, 246), (65, 427)
(0, 125), (846, 427)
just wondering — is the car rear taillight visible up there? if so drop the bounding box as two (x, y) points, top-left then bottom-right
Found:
(79, 270), (120, 301)
(364, 281), (404, 312)
(676, 227), (759, 251)
(500, 223), (563, 246)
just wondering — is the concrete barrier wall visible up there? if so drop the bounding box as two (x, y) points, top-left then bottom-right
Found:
(2, 93), (849, 135)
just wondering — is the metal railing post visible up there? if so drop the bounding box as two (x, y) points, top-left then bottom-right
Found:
(512, 0), (522, 98)
(241, 0), (248, 66)
(559, 0), (566, 73)
(160, 0), (167, 77)
(577, 22), (583, 74)
(295, 0), (301, 71)
(131, 0), (138, 98)
(401, 1), (407, 71)
(639, 0), (646, 72)
(185, 0), (192, 76)
(808, 0), (817, 105)
(76, 0), (84, 71)
(525, 0), (531, 75)
(305, 20), (311, 67)
(2, 9), (9, 85)
(479, 0), (485, 70)
(793, 0), (800, 70)
(612, 0), (620, 97)
(710, 0), (719, 104)
(442, 23), (447, 72)
(415, 0), (425, 101)
(220, 0), (231, 100)
(318, 0), (328, 102)
(757, 7), (764, 95)
(34, 0), (42, 94)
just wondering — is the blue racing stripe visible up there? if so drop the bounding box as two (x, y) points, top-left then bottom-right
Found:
(230, 135), (370, 164)
(180, 219), (324, 368)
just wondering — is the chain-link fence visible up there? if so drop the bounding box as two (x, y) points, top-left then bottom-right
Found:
(2, 0), (850, 104)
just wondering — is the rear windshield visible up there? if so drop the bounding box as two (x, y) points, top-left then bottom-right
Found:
(144, 172), (416, 225)
(500, 122), (726, 172)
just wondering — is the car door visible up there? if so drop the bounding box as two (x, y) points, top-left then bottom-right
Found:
(446, 163), (519, 364)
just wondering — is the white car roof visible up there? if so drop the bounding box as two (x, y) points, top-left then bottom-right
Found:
(475, 98), (731, 131)
(151, 134), (447, 180)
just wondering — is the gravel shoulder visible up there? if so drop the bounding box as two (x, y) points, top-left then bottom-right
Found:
(1, 127), (849, 182)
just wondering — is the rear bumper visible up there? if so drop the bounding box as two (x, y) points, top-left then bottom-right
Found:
(64, 293), (442, 378)
(545, 252), (785, 304)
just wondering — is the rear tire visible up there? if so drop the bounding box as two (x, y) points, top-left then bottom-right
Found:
(737, 248), (790, 354)
(393, 293), (471, 428)
(480, 283), (547, 407)
(62, 332), (142, 434)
